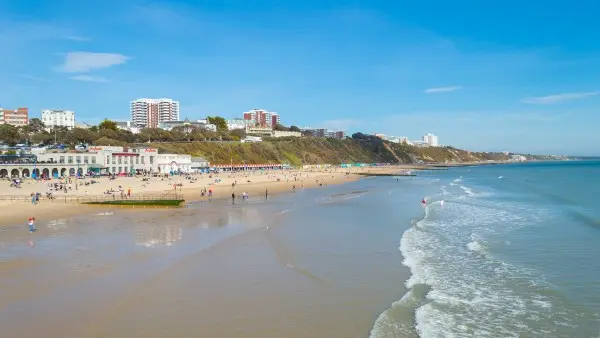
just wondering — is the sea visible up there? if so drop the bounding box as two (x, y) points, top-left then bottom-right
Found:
(371, 160), (600, 337)
(2, 161), (600, 337)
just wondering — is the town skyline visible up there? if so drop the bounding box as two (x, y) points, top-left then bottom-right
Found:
(1, 0), (599, 155)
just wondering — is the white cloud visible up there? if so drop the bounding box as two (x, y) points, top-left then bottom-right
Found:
(320, 119), (361, 131)
(64, 36), (91, 41)
(58, 52), (130, 73)
(424, 86), (462, 94)
(18, 74), (49, 82)
(521, 91), (600, 104)
(69, 75), (110, 83)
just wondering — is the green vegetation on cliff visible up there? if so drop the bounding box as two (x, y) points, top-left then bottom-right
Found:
(149, 134), (510, 165)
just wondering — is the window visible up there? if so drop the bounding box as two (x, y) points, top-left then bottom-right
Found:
(84, 156), (89, 164)
(118, 157), (122, 164)
(124, 157), (128, 164)
(112, 167), (116, 173)
(118, 167), (122, 173)
(136, 157), (139, 164)
(150, 156), (154, 164)
(107, 155), (110, 164)
(112, 156), (116, 165)
(91, 157), (96, 164)
(141, 157), (145, 164)
(68, 156), (73, 164)
(76, 156), (81, 164)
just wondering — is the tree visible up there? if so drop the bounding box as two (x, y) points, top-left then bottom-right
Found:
(30, 132), (53, 145)
(28, 118), (46, 133)
(229, 128), (246, 139)
(65, 128), (96, 145)
(289, 125), (301, 132)
(274, 124), (289, 131)
(98, 119), (118, 131)
(0, 124), (19, 145)
(207, 116), (227, 132)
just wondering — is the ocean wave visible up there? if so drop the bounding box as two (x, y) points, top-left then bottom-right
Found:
(371, 182), (588, 337)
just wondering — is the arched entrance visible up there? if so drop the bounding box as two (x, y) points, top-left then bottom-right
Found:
(42, 168), (50, 178)
(77, 168), (84, 176)
(60, 168), (67, 177)
(51, 168), (58, 178)
(10, 169), (20, 177)
(69, 168), (75, 176)
(33, 168), (40, 178)
(0, 169), (7, 177)
(22, 168), (30, 177)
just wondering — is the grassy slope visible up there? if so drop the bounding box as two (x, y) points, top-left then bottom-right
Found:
(149, 138), (510, 165)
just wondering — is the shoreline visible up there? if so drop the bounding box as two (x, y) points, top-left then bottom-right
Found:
(0, 160), (522, 228)
(0, 166), (412, 227)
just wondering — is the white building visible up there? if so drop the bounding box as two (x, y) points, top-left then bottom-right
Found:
(41, 109), (75, 130)
(130, 98), (180, 129)
(155, 154), (192, 173)
(273, 130), (301, 138)
(241, 136), (262, 143)
(158, 118), (216, 132)
(422, 133), (439, 147)
(227, 118), (248, 130)
(35, 146), (192, 175)
(115, 121), (141, 134)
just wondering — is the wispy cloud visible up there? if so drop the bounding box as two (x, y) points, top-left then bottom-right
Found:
(58, 52), (130, 73)
(521, 91), (600, 104)
(18, 74), (49, 82)
(70, 75), (110, 83)
(424, 86), (462, 94)
(320, 119), (361, 131)
(64, 35), (91, 42)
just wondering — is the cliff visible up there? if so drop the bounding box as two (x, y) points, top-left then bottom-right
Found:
(149, 136), (512, 165)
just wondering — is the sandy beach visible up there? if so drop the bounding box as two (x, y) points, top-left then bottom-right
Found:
(0, 166), (414, 227)
(0, 166), (430, 338)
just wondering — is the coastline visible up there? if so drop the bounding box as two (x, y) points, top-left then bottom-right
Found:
(0, 165), (415, 227)
(0, 167), (429, 338)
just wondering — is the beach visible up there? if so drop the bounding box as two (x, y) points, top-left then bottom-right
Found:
(0, 166), (417, 228)
(0, 169), (432, 338)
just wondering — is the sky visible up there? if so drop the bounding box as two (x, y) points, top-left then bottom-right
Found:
(1, 0), (599, 155)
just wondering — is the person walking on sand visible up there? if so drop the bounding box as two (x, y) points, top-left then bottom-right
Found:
(127, 188), (131, 198)
(232, 192), (236, 204)
(28, 217), (36, 233)
(265, 189), (268, 200)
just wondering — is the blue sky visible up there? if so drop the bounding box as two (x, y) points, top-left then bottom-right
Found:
(1, 0), (599, 155)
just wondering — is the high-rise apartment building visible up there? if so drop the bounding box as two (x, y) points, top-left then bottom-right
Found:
(422, 133), (439, 147)
(130, 98), (180, 128)
(42, 109), (75, 130)
(243, 108), (280, 129)
(0, 107), (28, 126)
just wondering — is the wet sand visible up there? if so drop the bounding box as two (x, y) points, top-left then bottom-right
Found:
(0, 176), (426, 338)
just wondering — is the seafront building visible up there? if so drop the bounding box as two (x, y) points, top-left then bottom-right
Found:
(0, 146), (194, 178)
(130, 98), (180, 128)
(243, 109), (280, 129)
(41, 109), (75, 130)
(157, 118), (217, 132)
(422, 133), (439, 147)
(301, 127), (346, 140)
(226, 118), (248, 130)
(0, 107), (28, 126)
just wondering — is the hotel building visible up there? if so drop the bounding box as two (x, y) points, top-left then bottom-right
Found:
(0, 107), (28, 126)
(130, 98), (180, 128)
(41, 109), (75, 130)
